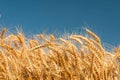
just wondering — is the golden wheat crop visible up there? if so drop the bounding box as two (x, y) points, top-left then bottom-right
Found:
(0, 28), (120, 80)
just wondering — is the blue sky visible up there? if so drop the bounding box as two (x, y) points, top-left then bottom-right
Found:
(0, 0), (120, 46)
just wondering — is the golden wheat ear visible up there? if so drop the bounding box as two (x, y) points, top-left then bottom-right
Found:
(85, 28), (101, 44)
(0, 27), (6, 39)
(114, 45), (120, 62)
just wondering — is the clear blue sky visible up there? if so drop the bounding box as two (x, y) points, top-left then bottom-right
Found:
(0, 0), (120, 46)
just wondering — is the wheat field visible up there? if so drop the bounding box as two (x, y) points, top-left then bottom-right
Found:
(0, 28), (120, 80)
